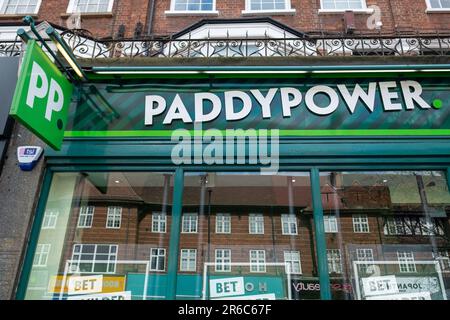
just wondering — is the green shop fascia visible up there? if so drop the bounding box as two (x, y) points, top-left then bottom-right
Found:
(11, 41), (450, 300)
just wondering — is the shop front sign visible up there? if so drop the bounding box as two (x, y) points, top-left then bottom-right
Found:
(10, 40), (73, 150)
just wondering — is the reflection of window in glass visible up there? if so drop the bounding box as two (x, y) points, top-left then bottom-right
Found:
(106, 206), (122, 229)
(324, 215), (338, 233)
(284, 251), (302, 274)
(180, 249), (197, 272)
(327, 249), (342, 274)
(33, 244), (51, 267)
(397, 251), (417, 273)
(250, 250), (266, 273)
(71, 244), (117, 274)
(352, 214), (370, 233)
(215, 249), (231, 272)
(42, 210), (59, 229)
(216, 213), (231, 234)
(281, 214), (298, 235)
(77, 206), (95, 228)
(150, 248), (166, 272)
(249, 214), (264, 234)
(356, 248), (374, 270)
(152, 212), (167, 233)
(384, 216), (444, 236)
(182, 213), (198, 233)
(172, 0), (214, 11)
(435, 250), (450, 272)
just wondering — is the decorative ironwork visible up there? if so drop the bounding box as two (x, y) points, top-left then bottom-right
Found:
(2, 29), (450, 59)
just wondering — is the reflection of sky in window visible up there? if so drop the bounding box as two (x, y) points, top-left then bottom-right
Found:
(175, 0), (213, 11)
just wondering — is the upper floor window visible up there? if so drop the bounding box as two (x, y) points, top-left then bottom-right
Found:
(182, 213), (198, 233)
(67, 0), (114, 14)
(70, 244), (118, 274)
(427, 0), (450, 10)
(0, 0), (41, 15)
(244, 0), (294, 12)
(42, 210), (59, 229)
(170, 0), (215, 12)
(397, 251), (417, 273)
(33, 244), (51, 267)
(320, 0), (367, 11)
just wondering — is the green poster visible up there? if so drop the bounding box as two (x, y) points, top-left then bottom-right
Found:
(10, 40), (73, 150)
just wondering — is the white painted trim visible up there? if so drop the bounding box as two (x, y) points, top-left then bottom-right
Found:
(0, 0), (42, 14)
(67, 0), (114, 14)
(241, 9), (296, 16)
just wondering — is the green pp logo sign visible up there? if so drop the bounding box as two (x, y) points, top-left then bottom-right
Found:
(10, 40), (73, 150)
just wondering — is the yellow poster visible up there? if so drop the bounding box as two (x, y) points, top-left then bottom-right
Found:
(48, 275), (126, 294)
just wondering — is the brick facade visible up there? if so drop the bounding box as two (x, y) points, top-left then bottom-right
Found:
(0, 1), (448, 38)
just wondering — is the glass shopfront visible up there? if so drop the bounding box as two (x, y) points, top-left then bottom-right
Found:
(20, 169), (450, 300)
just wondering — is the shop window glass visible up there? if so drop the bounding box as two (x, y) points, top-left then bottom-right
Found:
(182, 172), (314, 300)
(23, 172), (174, 300)
(320, 171), (450, 300)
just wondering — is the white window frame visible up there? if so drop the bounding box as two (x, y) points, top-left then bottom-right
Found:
(352, 214), (370, 233)
(67, 0), (114, 14)
(216, 213), (231, 234)
(426, 0), (450, 12)
(106, 206), (122, 229)
(149, 248), (166, 272)
(70, 244), (118, 274)
(319, 0), (373, 14)
(249, 214), (265, 235)
(397, 251), (417, 273)
(327, 249), (342, 274)
(33, 244), (51, 267)
(180, 249), (197, 272)
(215, 249), (232, 272)
(165, 0), (219, 16)
(77, 206), (95, 229)
(249, 250), (266, 273)
(152, 212), (167, 233)
(324, 215), (338, 233)
(283, 251), (302, 275)
(42, 210), (59, 229)
(281, 214), (298, 235)
(0, 0), (42, 15)
(435, 250), (450, 273)
(356, 248), (374, 267)
(182, 213), (198, 233)
(242, 0), (296, 15)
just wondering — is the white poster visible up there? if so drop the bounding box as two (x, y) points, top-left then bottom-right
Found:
(68, 291), (132, 300)
(362, 275), (399, 297)
(367, 292), (432, 300)
(210, 277), (245, 298)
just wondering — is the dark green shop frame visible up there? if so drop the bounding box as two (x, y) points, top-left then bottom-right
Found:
(14, 67), (450, 300)
(14, 136), (450, 301)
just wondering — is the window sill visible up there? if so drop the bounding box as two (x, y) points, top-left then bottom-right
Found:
(0, 14), (38, 19)
(164, 10), (219, 16)
(426, 8), (450, 13)
(241, 9), (296, 16)
(61, 12), (113, 18)
(318, 9), (374, 14)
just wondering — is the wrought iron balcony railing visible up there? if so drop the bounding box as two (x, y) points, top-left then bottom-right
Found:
(2, 29), (450, 59)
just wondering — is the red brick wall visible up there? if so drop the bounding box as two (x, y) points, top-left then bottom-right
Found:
(0, 0), (448, 38)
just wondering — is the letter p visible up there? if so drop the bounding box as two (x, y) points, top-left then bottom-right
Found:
(27, 62), (48, 109)
(45, 79), (64, 121)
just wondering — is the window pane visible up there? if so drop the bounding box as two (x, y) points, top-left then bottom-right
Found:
(23, 172), (174, 300)
(320, 171), (450, 300)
